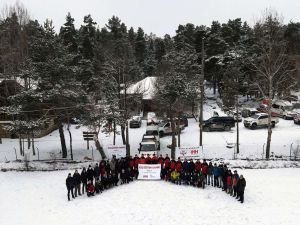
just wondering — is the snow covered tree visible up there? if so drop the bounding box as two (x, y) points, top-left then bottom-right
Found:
(59, 12), (78, 54)
(155, 44), (199, 158)
(135, 27), (146, 64)
(249, 11), (297, 159)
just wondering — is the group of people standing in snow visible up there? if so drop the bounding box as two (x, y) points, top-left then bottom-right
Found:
(65, 155), (134, 200)
(161, 156), (246, 203)
(66, 154), (246, 203)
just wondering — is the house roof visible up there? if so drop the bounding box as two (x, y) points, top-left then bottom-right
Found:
(124, 76), (157, 100)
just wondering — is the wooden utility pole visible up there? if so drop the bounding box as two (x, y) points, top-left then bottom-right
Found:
(199, 38), (205, 146)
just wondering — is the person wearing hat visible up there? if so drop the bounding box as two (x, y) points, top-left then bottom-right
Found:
(66, 173), (75, 201)
(237, 175), (246, 203)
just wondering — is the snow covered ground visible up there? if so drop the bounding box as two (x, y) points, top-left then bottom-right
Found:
(0, 168), (299, 225)
(1, 98), (300, 168)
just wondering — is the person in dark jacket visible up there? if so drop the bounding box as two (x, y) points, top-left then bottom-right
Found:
(237, 175), (246, 203)
(66, 173), (75, 201)
(86, 165), (94, 182)
(95, 180), (104, 194)
(94, 163), (101, 181)
(207, 162), (214, 185)
(73, 169), (81, 197)
(221, 165), (227, 191)
(81, 167), (87, 194)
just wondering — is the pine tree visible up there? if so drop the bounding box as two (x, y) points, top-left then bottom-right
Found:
(135, 27), (146, 64)
(59, 12), (78, 54)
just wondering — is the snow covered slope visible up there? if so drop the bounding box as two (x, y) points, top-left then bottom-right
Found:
(0, 168), (299, 225)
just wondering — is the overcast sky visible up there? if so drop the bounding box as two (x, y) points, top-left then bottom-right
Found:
(1, 0), (300, 36)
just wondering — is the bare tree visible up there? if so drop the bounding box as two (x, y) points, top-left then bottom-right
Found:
(0, 1), (30, 25)
(250, 10), (297, 159)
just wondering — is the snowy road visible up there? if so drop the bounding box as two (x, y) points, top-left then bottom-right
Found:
(0, 168), (299, 225)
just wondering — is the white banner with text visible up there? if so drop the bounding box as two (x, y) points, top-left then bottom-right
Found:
(138, 164), (161, 180)
(175, 146), (203, 159)
(106, 145), (126, 159)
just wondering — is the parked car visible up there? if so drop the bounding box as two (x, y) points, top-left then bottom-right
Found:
(142, 134), (160, 150)
(257, 99), (296, 118)
(145, 126), (160, 150)
(294, 114), (300, 124)
(244, 113), (279, 129)
(202, 116), (235, 131)
(147, 112), (158, 125)
(158, 120), (185, 137)
(129, 116), (142, 128)
(138, 140), (159, 156)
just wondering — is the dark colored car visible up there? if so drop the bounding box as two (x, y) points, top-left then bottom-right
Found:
(129, 116), (142, 128)
(202, 116), (235, 131)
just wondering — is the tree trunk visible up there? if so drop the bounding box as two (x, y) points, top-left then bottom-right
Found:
(59, 124), (67, 158)
(125, 122), (130, 156)
(31, 130), (35, 156)
(113, 120), (116, 145)
(265, 77), (273, 160)
(27, 132), (31, 150)
(95, 137), (106, 159)
(19, 133), (23, 156)
(213, 75), (217, 95)
(67, 123), (73, 160)
(170, 116), (176, 159)
(177, 117), (181, 147)
(236, 95), (239, 154)
(121, 125), (126, 145)
(266, 100), (272, 160)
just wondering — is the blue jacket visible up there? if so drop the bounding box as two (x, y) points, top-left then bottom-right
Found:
(213, 166), (221, 177)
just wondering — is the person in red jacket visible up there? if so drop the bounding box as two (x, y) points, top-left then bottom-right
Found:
(87, 180), (95, 197)
(170, 159), (176, 171)
(227, 171), (233, 194)
(151, 153), (158, 164)
(162, 157), (170, 180)
(175, 158), (182, 173)
(201, 159), (208, 183)
(139, 154), (146, 164)
(195, 159), (201, 174)
(145, 154), (151, 164)
(158, 154), (164, 166)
